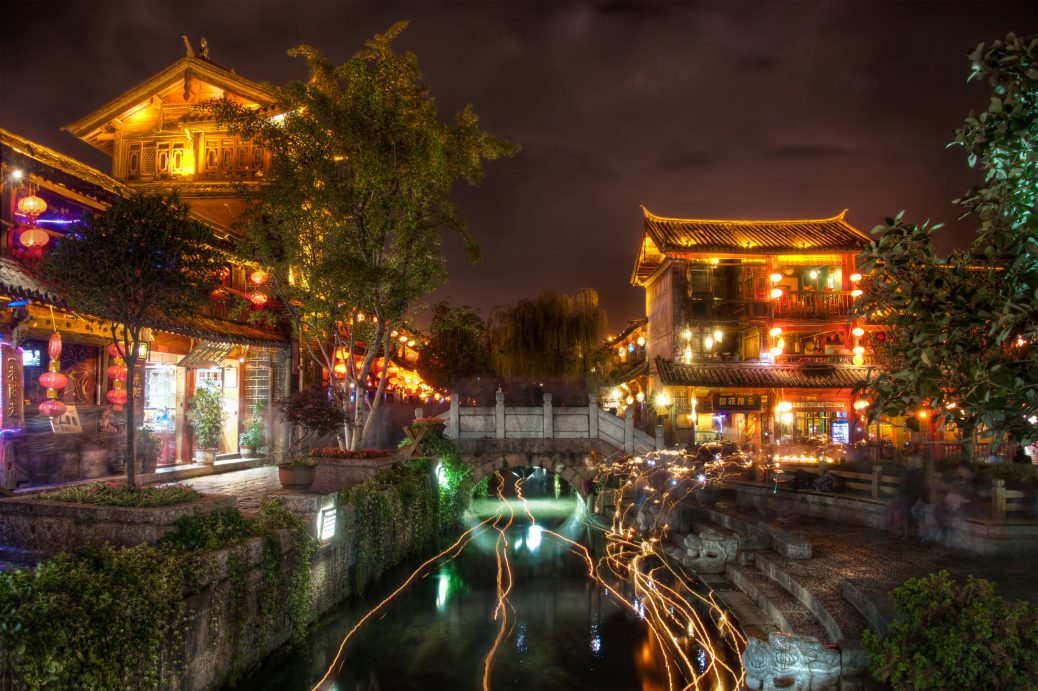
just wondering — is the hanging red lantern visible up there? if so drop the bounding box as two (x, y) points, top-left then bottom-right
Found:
(38, 399), (67, 417)
(250, 269), (269, 285)
(19, 226), (49, 248)
(250, 292), (269, 307)
(107, 342), (126, 359)
(106, 387), (128, 408)
(38, 331), (68, 417)
(106, 364), (128, 381)
(16, 194), (47, 219)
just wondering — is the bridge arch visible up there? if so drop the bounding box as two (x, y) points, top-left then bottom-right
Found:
(468, 451), (593, 499)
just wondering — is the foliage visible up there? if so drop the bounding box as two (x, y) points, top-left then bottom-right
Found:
(135, 427), (161, 470)
(159, 507), (256, 552)
(43, 192), (222, 488)
(863, 570), (1038, 689)
(208, 23), (517, 450)
(186, 382), (226, 450)
(310, 447), (394, 459)
(416, 301), (491, 391)
(40, 481), (201, 508)
(417, 429), (474, 530)
(239, 401), (266, 449)
(852, 33), (1038, 452)
(339, 460), (438, 594)
(277, 387), (346, 458)
(488, 289), (609, 381)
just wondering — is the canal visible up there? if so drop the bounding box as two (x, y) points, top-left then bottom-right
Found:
(239, 470), (737, 690)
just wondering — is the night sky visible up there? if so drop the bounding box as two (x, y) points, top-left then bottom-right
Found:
(1, 1), (1033, 330)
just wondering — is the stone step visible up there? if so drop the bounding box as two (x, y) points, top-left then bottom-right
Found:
(689, 515), (769, 551)
(840, 578), (896, 635)
(698, 505), (811, 558)
(753, 552), (873, 676)
(726, 561), (830, 643)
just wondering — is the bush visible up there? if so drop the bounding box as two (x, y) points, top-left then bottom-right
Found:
(40, 481), (201, 507)
(187, 382), (226, 450)
(310, 448), (394, 459)
(863, 570), (1038, 689)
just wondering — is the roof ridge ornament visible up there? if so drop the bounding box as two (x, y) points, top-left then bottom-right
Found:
(181, 35), (195, 58)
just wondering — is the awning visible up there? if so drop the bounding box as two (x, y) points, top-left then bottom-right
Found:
(655, 357), (869, 389)
(0, 256), (287, 347)
(178, 341), (234, 368)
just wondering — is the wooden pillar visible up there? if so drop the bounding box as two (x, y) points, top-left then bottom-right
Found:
(871, 465), (882, 499)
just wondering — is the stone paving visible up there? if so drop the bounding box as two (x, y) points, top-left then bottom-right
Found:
(727, 500), (1038, 604)
(174, 466), (284, 514)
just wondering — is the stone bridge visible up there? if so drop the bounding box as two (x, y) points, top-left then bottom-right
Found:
(435, 391), (660, 497)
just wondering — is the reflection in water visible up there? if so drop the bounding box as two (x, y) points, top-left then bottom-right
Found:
(238, 469), (737, 691)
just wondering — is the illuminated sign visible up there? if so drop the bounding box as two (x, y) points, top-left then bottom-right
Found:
(712, 394), (762, 411)
(318, 507), (336, 541)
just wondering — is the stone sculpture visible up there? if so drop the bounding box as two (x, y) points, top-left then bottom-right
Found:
(743, 631), (841, 690)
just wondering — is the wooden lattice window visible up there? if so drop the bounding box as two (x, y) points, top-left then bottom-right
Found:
(126, 143), (142, 180)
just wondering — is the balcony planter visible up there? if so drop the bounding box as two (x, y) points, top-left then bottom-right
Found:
(278, 461), (317, 490)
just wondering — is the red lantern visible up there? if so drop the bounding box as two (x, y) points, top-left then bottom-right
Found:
(250, 269), (269, 285)
(48, 332), (62, 360)
(106, 387), (128, 408)
(106, 365), (128, 381)
(19, 226), (49, 248)
(39, 371), (68, 389)
(250, 293), (269, 307)
(107, 342), (126, 359)
(38, 399), (67, 417)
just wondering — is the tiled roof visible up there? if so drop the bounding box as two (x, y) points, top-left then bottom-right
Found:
(640, 206), (871, 255)
(607, 359), (648, 387)
(0, 128), (126, 200)
(605, 317), (648, 345)
(655, 357), (868, 389)
(0, 257), (285, 347)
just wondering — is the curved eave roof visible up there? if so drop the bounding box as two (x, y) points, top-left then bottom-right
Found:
(0, 128), (127, 201)
(640, 206), (871, 255)
(655, 357), (869, 389)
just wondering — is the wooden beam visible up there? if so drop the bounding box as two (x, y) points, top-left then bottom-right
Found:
(27, 174), (108, 211)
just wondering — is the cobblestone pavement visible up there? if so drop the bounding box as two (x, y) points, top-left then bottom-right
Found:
(176, 466), (283, 514)
(728, 500), (1038, 603)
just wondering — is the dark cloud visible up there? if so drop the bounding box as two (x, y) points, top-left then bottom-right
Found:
(0, 0), (1032, 328)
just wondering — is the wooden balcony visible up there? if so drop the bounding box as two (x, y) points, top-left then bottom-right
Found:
(775, 352), (877, 367)
(774, 290), (854, 320)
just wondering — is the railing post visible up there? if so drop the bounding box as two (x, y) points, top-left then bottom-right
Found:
(655, 424), (664, 450)
(871, 465), (881, 499)
(624, 407), (634, 453)
(495, 388), (505, 439)
(992, 479), (1006, 520)
(543, 392), (554, 439)
(448, 394), (459, 440)
(588, 393), (599, 440)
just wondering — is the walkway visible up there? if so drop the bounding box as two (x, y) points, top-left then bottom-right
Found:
(177, 466), (282, 514)
(728, 499), (1038, 604)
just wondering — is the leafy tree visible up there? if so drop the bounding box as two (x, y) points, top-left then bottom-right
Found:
(208, 22), (516, 449)
(415, 301), (491, 391)
(43, 192), (222, 488)
(487, 289), (609, 380)
(863, 570), (1038, 690)
(853, 33), (1038, 453)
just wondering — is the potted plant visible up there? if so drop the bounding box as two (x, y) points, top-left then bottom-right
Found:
(275, 388), (346, 490)
(187, 382), (226, 465)
(238, 402), (266, 458)
(135, 426), (161, 474)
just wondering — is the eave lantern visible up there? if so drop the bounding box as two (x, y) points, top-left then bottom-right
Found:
(106, 342), (129, 411)
(16, 186), (50, 249)
(38, 331), (67, 417)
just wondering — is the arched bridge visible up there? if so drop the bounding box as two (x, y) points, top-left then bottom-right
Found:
(435, 391), (659, 497)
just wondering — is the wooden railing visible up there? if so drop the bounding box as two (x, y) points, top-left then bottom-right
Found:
(774, 290), (854, 319)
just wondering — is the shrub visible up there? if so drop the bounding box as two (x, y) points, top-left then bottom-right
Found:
(310, 448), (394, 459)
(187, 382), (226, 450)
(863, 570), (1038, 690)
(40, 481), (201, 508)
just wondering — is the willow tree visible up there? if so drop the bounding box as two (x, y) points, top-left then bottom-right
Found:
(488, 289), (608, 380)
(209, 23), (516, 449)
(853, 33), (1038, 454)
(43, 192), (222, 488)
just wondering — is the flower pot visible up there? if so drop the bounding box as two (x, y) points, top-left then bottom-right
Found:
(193, 448), (216, 465)
(240, 446), (256, 459)
(694, 486), (721, 506)
(278, 464), (317, 490)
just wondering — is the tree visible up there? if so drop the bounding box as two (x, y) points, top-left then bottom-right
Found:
(208, 22), (517, 449)
(487, 289), (609, 380)
(853, 33), (1038, 454)
(415, 301), (491, 391)
(44, 192), (223, 488)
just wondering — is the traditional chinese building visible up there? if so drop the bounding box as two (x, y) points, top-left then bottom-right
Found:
(625, 206), (876, 448)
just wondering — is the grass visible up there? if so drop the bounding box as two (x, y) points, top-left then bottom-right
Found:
(39, 482), (202, 508)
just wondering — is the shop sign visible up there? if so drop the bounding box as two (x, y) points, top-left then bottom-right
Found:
(792, 400), (846, 410)
(831, 419), (850, 444)
(50, 405), (82, 434)
(712, 393), (762, 411)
